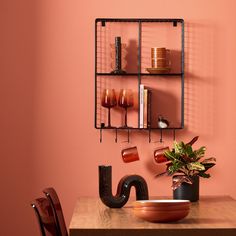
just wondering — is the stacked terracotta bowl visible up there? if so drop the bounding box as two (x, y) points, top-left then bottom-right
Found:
(132, 199), (190, 223)
(146, 47), (171, 74)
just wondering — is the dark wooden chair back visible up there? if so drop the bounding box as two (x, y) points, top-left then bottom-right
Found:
(31, 197), (58, 236)
(43, 187), (68, 236)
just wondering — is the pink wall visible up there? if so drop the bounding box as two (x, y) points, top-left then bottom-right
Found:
(1, 0), (236, 235)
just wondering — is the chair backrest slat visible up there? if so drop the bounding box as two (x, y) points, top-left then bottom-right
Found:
(31, 197), (58, 236)
(43, 187), (68, 236)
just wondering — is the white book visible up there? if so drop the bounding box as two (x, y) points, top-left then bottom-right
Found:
(139, 84), (144, 128)
(143, 89), (148, 128)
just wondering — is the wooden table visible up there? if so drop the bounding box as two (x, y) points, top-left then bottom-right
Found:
(69, 196), (236, 236)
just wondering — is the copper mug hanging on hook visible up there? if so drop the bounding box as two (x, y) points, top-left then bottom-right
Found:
(153, 146), (170, 164)
(121, 146), (140, 163)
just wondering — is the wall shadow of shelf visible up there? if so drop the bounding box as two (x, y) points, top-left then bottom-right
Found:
(95, 18), (184, 138)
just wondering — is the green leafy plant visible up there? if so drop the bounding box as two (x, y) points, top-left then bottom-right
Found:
(157, 136), (216, 190)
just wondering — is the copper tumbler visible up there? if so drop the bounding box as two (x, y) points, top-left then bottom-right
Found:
(151, 47), (167, 58)
(121, 146), (140, 163)
(151, 58), (167, 68)
(154, 146), (170, 164)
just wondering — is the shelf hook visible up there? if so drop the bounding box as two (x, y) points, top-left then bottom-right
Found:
(173, 129), (176, 141)
(115, 129), (118, 143)
(148, 129), (151, 143)
(160, 129), (163, 143)
(127, 129), (130, 143)
(100, 128), (103, 143)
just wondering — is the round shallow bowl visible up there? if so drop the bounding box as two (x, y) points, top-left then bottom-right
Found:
(133, 199), (190, 208)
(132, 200), (190, 223)
(133, 208), (190, 223)
(133, 205), (190, 211)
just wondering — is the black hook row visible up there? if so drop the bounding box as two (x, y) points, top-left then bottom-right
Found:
(99, 128), (177, 143)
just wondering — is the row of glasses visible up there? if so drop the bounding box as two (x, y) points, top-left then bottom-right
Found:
(101, 89), (134, 128)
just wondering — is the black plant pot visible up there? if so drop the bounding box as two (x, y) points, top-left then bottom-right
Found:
(173, 175), (199, 202)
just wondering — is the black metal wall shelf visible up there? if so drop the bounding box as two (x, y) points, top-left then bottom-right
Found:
(95, 18), (184, 142)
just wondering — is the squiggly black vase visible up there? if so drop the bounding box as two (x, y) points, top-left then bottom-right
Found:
(99, 165), (149, 208)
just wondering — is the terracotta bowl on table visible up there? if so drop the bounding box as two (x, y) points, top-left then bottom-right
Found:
(132, 200), (190, 223)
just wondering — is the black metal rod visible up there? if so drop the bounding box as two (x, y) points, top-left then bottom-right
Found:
(96, 18), (184, 23)
(97, 72), (182, 76)
(181, 20), (185, 128)
(138, 20), (142, 127)
(95, 21), (98, 128)
(95, 127), (183, 130)
(100, 128), (102, 143)
(160, 129), (163, 143)
(149, 129), (151, 143)
(115, 129), (118, 143)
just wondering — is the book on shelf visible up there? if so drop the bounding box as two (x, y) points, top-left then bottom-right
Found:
(143, 89), (148, 128)
(139, 84), (144, 128)
(147, 89), (152, 128)
(139, 84), (152, 128)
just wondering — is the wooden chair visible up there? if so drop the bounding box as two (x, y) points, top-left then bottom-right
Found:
(31, 197), (59, 236)
(43, 187), (68, 236)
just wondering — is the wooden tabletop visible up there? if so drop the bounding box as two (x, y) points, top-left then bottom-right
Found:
(69, 196), (236, 236)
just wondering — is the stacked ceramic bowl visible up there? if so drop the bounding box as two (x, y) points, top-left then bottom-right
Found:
(132, 199), (190, 223)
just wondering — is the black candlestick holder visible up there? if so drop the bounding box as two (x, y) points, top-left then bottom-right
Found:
(111, 37), (126, 74)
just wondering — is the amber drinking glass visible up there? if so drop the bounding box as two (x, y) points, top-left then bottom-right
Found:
(101, 89), (117, 128)
(118, 89), (134, 128)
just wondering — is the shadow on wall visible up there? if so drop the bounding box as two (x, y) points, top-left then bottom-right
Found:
(144, 21), (220, 178)
(150, 88), (180, 128)
(0, 1), (39, 236)
(125, 39), (138, 73)
(184, 21), (219, 137)
(169, 49), (181, 73)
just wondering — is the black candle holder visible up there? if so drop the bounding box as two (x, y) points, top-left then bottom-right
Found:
(99, 165), (149, 208)
(111, 37), (126, 74)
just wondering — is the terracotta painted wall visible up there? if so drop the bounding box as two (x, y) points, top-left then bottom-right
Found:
(1, 0), (236, 235)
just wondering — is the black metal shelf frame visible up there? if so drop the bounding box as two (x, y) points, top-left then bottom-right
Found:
(95, 18), (184, 142)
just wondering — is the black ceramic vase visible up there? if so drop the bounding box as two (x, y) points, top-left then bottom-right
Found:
(173, 175), (199, 202)
(99, 165), (149, 208)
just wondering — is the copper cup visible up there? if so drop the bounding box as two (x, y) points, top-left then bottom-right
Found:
(154, 146), (170, 164)
(152, 58), (167, 68)
(121, 146), (139, 163)
(151, 47), (167, 58)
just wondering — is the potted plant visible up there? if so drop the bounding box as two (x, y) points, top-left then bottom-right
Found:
(156, 136), (216, 202)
